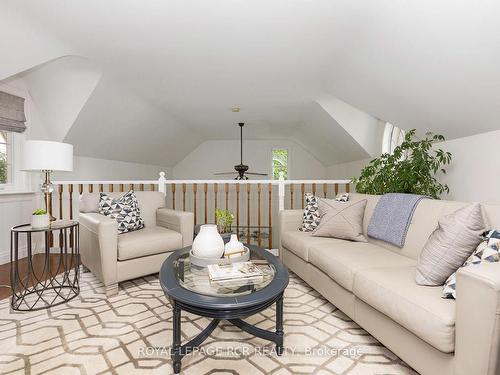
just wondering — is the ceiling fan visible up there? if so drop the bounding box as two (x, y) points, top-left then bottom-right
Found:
(214, 122), (268, 180)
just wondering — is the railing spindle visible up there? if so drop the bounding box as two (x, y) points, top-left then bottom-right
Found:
(193, 184), (197, 225)
(120, 184), (124, 192)
(236, 184), (240, 229)
(268, 183), (272, 249)
(224, 183), (229, 209)
(171, 184), (176, 210)
(346, 183), (350, 193)
(129, 183), (134, 191)
(88, 184), (93, 193)
(246, 184), (251, 243)
(140, 183), (144, 191)
(204, 183), (208, 224)
(312, 183), (316, 197)
(214, 184), (218, 223)
(301, 183), (305, 209)
(323, 183), (327, 198)
(58, 185), (64, 249)
(290, 184), (294, 209)
(182, 183), (186, 211)
(334, 183), (339, 197)
(109, 184), (114, 192)
(257, 183), (262, 247)
(150, 184), (155, 191)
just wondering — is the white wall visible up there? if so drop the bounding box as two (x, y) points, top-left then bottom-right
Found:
(439, 129), (500, 204)
(172, 139), (327, 180)
(53, 156), (171, 181)
(327, 158), (371, 180)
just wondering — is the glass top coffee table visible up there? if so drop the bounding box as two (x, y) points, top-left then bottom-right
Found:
(160, 244), (289, 374)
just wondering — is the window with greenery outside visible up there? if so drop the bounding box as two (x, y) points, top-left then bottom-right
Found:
(352, 129), (452, 199)
(272, 149), (288, 180)
(0, 130), (9, 184)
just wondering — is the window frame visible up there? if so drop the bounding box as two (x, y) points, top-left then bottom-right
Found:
(271, 147), (290, 180)
(382, 122), (405, 155)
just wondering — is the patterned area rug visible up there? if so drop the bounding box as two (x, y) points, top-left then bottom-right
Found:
(0, 271), (417, 374)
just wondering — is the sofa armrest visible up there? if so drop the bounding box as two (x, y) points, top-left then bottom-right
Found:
(79, 213), (118, 287)
(454, 262), (500, 375)
(157, 208), (194, 247)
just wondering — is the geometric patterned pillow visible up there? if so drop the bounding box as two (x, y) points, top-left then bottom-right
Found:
(335, 193), (349, 202)
(98, 191), (145, 234)
(442, 229), (500, 299)
(299, 193), (320, 232)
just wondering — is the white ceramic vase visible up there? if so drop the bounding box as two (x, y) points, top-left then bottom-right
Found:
(192, 224), (224, 259)
(224, 234), (244, 255)
(31, 214), (50, 229)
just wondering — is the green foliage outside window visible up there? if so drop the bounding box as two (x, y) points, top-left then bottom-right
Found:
(272, 149), (288, 180)
(0, 130), (7, 184)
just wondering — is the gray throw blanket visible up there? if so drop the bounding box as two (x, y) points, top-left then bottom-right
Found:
(367, 193), (428, 247)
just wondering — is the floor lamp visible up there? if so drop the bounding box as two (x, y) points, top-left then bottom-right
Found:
(22, 140), (74, 219)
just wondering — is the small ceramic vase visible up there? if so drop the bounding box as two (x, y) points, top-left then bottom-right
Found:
(224, 234), (244, 255)
(192, 224), (224, 259)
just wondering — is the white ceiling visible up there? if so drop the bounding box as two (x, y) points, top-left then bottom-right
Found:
(3, 0), (500, 166)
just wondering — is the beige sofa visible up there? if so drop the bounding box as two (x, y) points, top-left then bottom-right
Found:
(79, 191), (194, 296)
(279, 193), (500, 375)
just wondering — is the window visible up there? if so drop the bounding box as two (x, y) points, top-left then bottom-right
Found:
(0, 130), (12, 184)
(382, 122), (405, 155)
(272, 149), (288, 180)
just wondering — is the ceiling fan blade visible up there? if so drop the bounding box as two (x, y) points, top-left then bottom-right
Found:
(214, 172), (238, 175)
(245, 172), (269, 176)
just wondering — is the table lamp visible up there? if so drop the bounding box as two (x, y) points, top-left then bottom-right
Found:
(22, 140), (73, 219)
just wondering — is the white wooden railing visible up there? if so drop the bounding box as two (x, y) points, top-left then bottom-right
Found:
(51, 172), (352, 249)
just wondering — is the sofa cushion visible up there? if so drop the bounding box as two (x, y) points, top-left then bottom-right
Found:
(353, 266), (456, 353)
(118, 226), (182, 261)
(281, 230), (346, 262)
(308, 241), (416, 292)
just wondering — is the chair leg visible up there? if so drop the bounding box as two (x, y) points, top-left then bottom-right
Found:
(81, 265), (91, 273)
(105, 283), (119, 297)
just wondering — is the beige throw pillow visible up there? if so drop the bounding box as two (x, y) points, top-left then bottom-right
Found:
(312, 198), (367, 242)
(416, 203), (485, 286)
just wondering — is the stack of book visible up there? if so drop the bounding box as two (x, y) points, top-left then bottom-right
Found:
(207, 262), (264, 286)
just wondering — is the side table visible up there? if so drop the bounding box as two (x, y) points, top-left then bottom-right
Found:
(10, 220), (80, 311)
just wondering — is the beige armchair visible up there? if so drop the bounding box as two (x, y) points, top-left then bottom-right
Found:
(78, 191), (194, 296)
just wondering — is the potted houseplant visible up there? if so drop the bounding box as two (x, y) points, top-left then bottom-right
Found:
(352, 129), (452, 199)
(215, 208), (234, 243)
(31, 208), (50, 228)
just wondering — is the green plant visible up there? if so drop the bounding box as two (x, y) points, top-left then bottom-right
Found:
(215, 208), (234, 233)
(0, 151), (7, 184)
(33, 208), (47, 215)
(352, 129), (452, 199)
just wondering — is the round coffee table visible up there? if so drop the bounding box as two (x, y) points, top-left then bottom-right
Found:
(160, 244), (289, 373)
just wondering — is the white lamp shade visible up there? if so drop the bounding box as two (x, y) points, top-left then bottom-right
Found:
(21, 140), (73, 172)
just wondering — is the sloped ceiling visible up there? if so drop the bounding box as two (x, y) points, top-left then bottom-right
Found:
(3, 0), (500, 166)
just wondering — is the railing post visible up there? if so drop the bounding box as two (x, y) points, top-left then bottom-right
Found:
(158, 171), (167, 195)
(278, 172), (285, 211)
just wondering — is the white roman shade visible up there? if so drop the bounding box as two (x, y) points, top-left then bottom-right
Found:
(0, 91), (26, 133)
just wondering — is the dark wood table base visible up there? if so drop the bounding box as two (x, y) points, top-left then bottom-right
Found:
(171, 294), (284, 374)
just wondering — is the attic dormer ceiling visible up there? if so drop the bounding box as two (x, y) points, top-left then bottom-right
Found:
(3, 0), (500, 167)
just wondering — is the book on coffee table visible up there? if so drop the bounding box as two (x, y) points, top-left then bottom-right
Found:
(207, 262), (264, 283)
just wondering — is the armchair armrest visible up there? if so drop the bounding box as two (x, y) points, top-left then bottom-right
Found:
(157, 208), (194, 247)
(79, 213), (118, 288)
(455, 262), (500, 375)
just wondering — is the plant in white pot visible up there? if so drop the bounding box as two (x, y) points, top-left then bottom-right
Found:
(31, 208), (50, 228)
(215, 208), (234, 243)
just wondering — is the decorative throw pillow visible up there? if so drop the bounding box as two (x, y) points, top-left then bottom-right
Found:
(335, 193), (349, 202)
(312, 198), (367, 242)
(99, 191), (145, 234)
(442, 231), (500, 299)
(300, 193), (320, 232)
(415, 203), (485, 286)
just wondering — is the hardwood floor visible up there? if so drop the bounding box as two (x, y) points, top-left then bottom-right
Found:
(0, 254), (79, 300)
